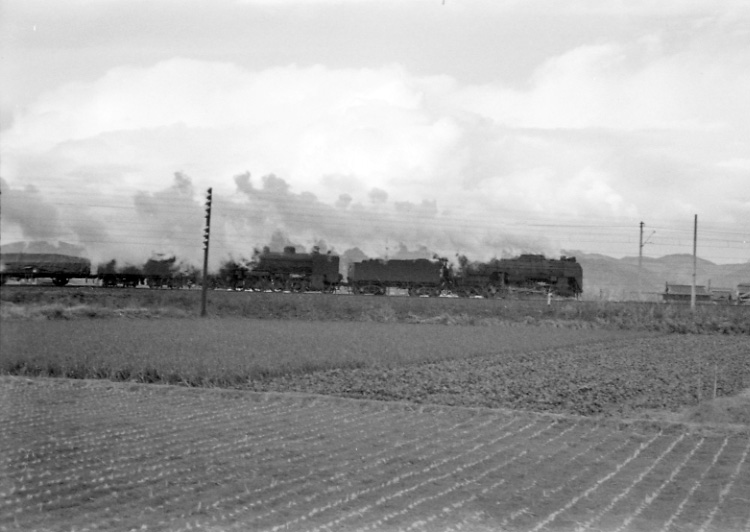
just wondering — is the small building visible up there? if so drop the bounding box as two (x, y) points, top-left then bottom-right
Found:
(709, 287), (735, 303)
(738, 284), (750, 304)
(662, 283), (711, 303)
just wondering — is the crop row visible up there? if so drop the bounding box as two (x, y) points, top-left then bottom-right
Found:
(0, 318), (636, 385)
(2, 377), (749, 531)
(248, 335), (750, 417)
(2, 319), (747, 418)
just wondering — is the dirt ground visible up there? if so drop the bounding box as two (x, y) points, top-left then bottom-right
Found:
(2, 376), (748, 532)
(632, 387), (750, 428)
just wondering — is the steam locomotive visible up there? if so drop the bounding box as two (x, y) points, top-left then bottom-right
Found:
(456, 254), (583, 298)
(225, 246), (342, 293)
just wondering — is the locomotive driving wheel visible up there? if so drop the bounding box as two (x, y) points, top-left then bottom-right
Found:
(483, 284), (501, 299)
(361, 284), (385, 295)
(52, 276), (70, 287)
(408, 285), (434, 297)
(467, 286), (482, 297)
(372, 284), (386, 296)
(288, 279), (306, 293)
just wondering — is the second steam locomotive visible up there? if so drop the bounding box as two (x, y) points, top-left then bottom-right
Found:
(228, 246), (341, 293)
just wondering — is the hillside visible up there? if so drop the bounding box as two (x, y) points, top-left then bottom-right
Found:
(566, 251), (750, 300)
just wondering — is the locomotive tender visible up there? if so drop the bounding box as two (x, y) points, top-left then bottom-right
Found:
(348, 258), (445, 296)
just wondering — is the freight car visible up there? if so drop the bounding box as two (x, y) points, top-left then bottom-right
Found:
(97, 260), (144, 287)
(97, 257), (195, 289)
(348, 258), (447, 296)
(142, 257), (180, 288)
(231, 247), (342, 292)
(0, 253), (92, 286)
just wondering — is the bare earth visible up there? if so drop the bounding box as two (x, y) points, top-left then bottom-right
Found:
(1, 377), (748, 532)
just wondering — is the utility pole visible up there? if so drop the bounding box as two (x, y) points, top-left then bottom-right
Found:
(638, 221), (644, 299)
(201, 188), (212, 317)
(691, 214), (697, 311)
(638, 222), (655, 300)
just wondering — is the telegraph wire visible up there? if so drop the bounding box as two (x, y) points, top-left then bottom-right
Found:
(8, 211), (749, 242)
(6, 181), (748, 231)
(11, 198), (749, 234)
(11, 211), (749, 248)
(3, 190), (748, 263)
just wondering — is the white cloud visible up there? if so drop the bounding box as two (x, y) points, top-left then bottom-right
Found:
(4, 60), (467, 199)
(234, 0), (749, 15)
(455, 37), (750, 133)
(2, 40), (748, 264)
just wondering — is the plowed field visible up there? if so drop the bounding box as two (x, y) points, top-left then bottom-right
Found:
(247, 335), (750, 418)
(1, 377), (748, 532)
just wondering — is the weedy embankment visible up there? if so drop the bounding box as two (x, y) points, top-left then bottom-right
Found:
(2, 286), (749, 333)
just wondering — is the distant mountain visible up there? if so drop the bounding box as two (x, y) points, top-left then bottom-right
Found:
(564, 250), (750, 300)
(0, 240), (87, 257)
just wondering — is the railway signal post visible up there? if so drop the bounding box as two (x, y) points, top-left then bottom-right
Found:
(201, 188), (212, 317)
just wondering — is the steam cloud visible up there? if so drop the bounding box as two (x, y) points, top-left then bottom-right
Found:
(1, 178), (63, 241)
(2, 171), (557, 273)
(215, 172), (555, 269)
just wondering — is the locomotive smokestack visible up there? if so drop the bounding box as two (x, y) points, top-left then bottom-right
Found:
(284, 246), (296, 255)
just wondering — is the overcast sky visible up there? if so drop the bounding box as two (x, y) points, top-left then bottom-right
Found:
(1, 0), (749, 268)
